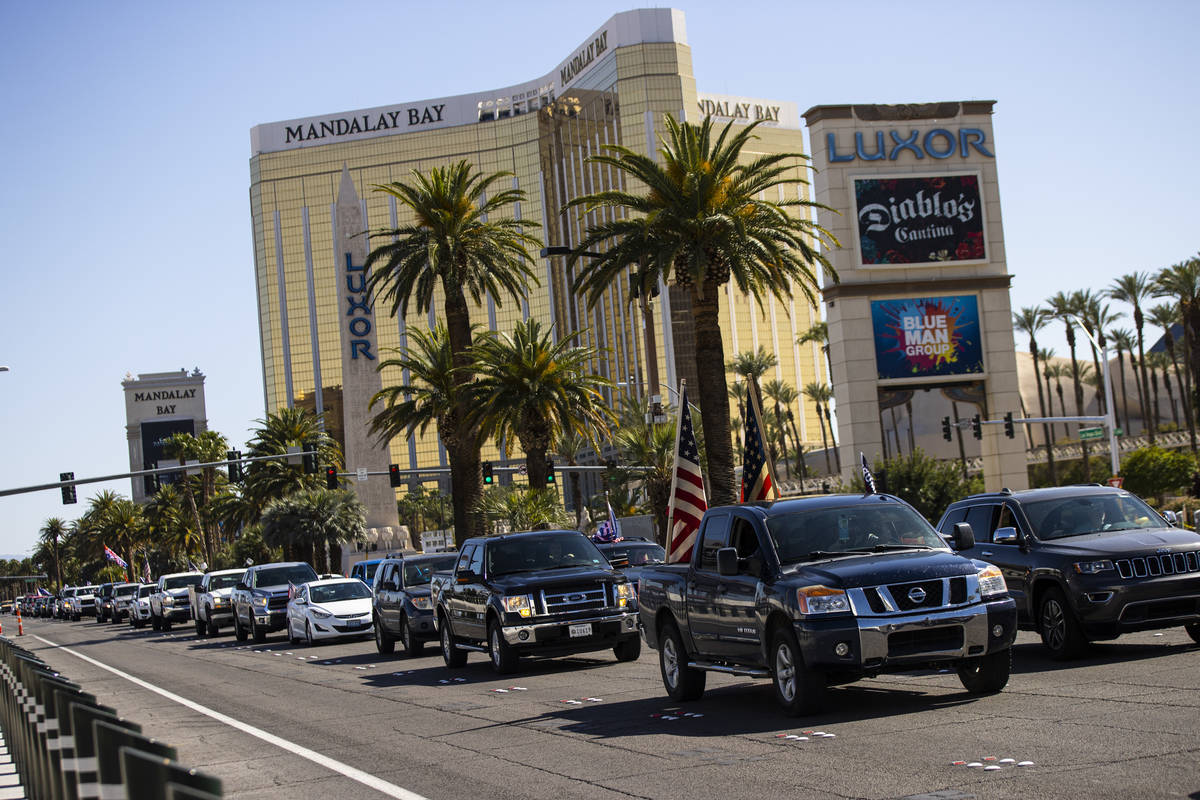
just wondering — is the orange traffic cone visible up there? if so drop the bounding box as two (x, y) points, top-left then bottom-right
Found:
(16, 610), (23, 636)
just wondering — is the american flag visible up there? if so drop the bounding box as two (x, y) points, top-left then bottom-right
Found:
(593, 495), (621, 542)
(740, 387), (778, 502)
(103, 545), (128, 569)
(860, 452), (877, 494)
(666, 382), (707, 563)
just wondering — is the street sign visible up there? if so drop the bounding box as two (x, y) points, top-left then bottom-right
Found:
(1107, 476), (1124, 488)
(356, 467), (368, 482)
(1079, 427), (1104, 440)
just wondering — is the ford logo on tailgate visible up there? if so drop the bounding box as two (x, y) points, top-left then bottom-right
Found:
(907, 586), (927, 604)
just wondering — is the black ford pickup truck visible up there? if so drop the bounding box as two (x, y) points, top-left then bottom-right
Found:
(431, 529), (641, 674)
(231, 561), (318, 643)
(637, 494), (1017, 714)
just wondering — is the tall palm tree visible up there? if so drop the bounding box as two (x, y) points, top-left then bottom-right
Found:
(1048, 291), (1091, 479)
(466, 319), (614, 487)
(1109, 329), (1136, 437)
(1148, 352), (1179, 428)
(1013, 306), (1057, 484)
(727, 346), (779, 413)
(763, 379), (800, 480)
(1039, 348), (1059, 447)
(803, 382), (835, 475)
(244, 408), (343, 522)
(567, 114), (836, 505)
(1154, 259), (1200, 450)
(1078, 292), (1122, 416)
(162, 429), (229, 568)
(1045, 362), (1070, 428)
(364, 160), (542, 541)
(1109, 272), (1156, 442)
(797, 321), (833, 384)
(38, 518), (68, 590)
(261, 489), (366, 572)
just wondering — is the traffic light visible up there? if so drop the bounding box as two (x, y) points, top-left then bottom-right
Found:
(226, 450), (243, 483)
(482, 462), (494, 485)
(60, 472), (76, 505)
(545, 457), (555, 484)
(302, 444), (318, 474)
(1004, 411), (1015, 439)
(941, 416), (953, 442)
(971, 415), (982, 440)
(389, 464), (402, 488)
(325, 466), (338, 490)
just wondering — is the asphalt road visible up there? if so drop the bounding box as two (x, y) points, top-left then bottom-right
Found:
(13, 614), (1200, 800)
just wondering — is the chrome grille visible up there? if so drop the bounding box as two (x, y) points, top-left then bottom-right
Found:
(1115, 551), (1200, 580)
(267, 595), (288, 610)
(850, 575), (978, 616)
(539, 585), (608, 614)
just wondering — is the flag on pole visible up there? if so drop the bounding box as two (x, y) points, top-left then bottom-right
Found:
(103, 545), (128, 569)
(35, 587), (53, 597)
(142, 552), (152, 584)
(740, 386), (779, 502)
(666, 381), (708, 563)
(593, 494), (622, 543)
(860, 452), (877, 494)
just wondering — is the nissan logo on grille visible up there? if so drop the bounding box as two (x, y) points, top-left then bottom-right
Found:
(907, 586), (927, 604)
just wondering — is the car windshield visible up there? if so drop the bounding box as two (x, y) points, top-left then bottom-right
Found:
(403, 555), (458, 587)
(255, 565), (318, 587)
(599, 542), (666, 566)
(309, 582), (370, 603)
(163, 575), (200, 590)
(486, 532), (608, 576)
(115, 585), (137, 597)
(1021, 493), (1165, 540)
(768, 504), (947, 564)
(209, 573), (243, 591)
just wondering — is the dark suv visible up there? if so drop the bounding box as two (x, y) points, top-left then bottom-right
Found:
(938, 486), (1200, 658)
(372, 553), (459, 656)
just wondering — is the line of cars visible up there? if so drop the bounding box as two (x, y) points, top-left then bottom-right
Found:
(19, 484), (1200, 717)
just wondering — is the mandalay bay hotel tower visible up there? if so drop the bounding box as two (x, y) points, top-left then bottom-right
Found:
(249, 8), (830, 510)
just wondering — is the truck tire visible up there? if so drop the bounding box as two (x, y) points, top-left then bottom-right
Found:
(151, 613), (162, 631)
(1185, 623), (1200, 645)
(488, 620), (519, 675)
(399, 614), (424, 657)
(957, 647), (1011, 694)
(613, 637), (641, 662)
(195, 617), (206, 637)
(658, 620), (705, 701)
(132, 615), (144, 629)
(207, 613), (220, 637)
(252, 616), (267, 644)
(1039, 587), (1087, 660)
(770, 627), (824, 716)
(439, 613), (467, 668)
(375, 618), (396, 655)
(235, 615), (248, 642)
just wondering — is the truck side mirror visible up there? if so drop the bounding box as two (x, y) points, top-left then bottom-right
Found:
(952, 522), (975, 551)
(992, 527), (1019, 545)
(456, 570), (478, 585)
(716, 547), (738, 577)
(235, 582), (247, 591)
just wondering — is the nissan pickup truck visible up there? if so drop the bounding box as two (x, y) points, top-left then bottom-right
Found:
(150, 571), (204, 631)
(431, 529), (640, 674)
(231, 562), (318, 643)
(637, 494), (1017, 715)
(189, 568), (246, 637)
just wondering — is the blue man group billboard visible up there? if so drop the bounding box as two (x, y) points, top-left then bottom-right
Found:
(854, 174), (986, 267)
(871, 296), (984, 380)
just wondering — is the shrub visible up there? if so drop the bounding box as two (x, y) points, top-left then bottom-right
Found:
(850, 449), (983, 523)
(1120, 446), (1196, 503)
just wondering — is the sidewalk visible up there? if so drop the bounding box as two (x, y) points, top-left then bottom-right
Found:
(0, 732), (25, 800)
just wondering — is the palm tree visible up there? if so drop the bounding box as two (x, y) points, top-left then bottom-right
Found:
(763, 379), (800, 481)
(1045, 362), (1070, 428)
(1078, 291), (1122, 415)
(1109, 329), (1136, 437)
(1154, 259), (1200, 451)
(566, 114), (836, 505)
(163, 429), (229, 567)
(797, 321), (832, 384)
(261, 489), (366, 572)
(38, 518), (68, 590)
(613, 419), (677, 543)
(244, 408), (343, 522)
(1038, 348), (1059, 447)
(465, 319), (614, 488)
(477, 487), (573, 536)
(1013, 306), (1057, 483)
(803, 382), (835, 475)
(554, 429), (589, 528)
(1048, 291), (1091, 479)
(1109, 272), (1156, 442)
(1147, 303), (1192, 445)
(364, 160), (542, 541)
(1148, 352), (1179, 429)
(726, 347), (779, 413)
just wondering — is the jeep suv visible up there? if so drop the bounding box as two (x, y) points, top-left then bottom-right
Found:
(938, 486), (1200, 658)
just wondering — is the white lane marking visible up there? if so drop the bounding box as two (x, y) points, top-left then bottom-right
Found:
(33, 635), (429, 800)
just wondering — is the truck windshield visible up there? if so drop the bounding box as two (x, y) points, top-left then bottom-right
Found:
(767, 504), (947, 564)
(1020, 493), (1164, 540)
(115, 585), (138, 597)
(486, 532), (608, 576)
(163, 575), (201, 590)
(255, 565), (318, 587)
(403, 555), (458, 587)
(139, 585), (155, 597)
(209, 573), (243, 591)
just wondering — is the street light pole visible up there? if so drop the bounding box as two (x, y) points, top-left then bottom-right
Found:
(1068, 316), (1120, 477)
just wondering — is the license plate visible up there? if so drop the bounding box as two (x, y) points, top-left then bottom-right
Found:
(568, 623), (592, 638)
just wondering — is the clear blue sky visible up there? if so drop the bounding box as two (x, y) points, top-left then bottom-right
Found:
(1, 1), (1196, 557)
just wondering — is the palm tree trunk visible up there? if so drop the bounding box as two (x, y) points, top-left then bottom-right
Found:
(1115, 349), (1130, 437)
(1149, 365), (1162, 433)
(1032, 351), (1057, 483)
(1042, 367), (1057, 449)
(1169, 338), (1198, 453)
(905, 398), (916, 453)
(880, 409), (891, 462)
(772, 405), (791, 480)
(444, 288), (485, 542)
(825, 405), (841, 472)
(787, 412), (807, 480)
(1067, 333), (1091, 481)
(817, 403), (832, 475)
(1135, 309), (1156, 443)
(691, 291), (736, 505)
(1164, 370), (1179, 429)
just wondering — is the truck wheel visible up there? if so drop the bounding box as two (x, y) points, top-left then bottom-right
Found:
(439, 614), (467, 668)
(488, 620), (519, 675)
(375, 618), (395, 655)
(252, 617), (267, 644)
(1039, 587), (1087, 660)
(151, 613), (162, 631)
(771, 627), (824, 716)
(399, 614), (424, 657)
(658, 620), (705, 701)
(235, 616), (248, 642)
(957, 648), (1011, 694)
(207, 614), (219, 637)
(613, 637), (641, 662)
(1185, 623), (1200, 645)
(133, 616), (144, 629)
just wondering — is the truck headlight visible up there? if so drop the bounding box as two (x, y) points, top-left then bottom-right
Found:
(977, 565), (1008, 596)
(251, 596), (269, 608)
(409, 596), (432, 610)
(502, 595), (535, 618)
(162, 596), (174, 606)
(212, 597), (226, 607)
(1073, 559), (1115, 575)
(614, 582), (636, 608)
(796, 585), (850, 615)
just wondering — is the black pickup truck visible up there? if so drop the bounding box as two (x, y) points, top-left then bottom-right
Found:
(637, 494), (1017, 714)
(431, 529), (641, 674)
(231, 562), (318, 643)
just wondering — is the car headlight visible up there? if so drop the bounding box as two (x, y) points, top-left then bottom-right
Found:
(977, 565), (1008, 597)
(409, 596), (432, 610)
(796, 585), (850, 615)
(1073, 559), (1115, 575)
(614, 582), (636, 608)
(502, 594), (535, 618)
(251, 596), (269, 608)
(162, 595), (174, 605)
(309, 607), (332, 619)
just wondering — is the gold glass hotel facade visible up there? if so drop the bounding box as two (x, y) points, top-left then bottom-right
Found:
(248, 8), (829, 494)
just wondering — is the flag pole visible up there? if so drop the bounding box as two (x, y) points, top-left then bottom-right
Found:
(663, 379), (687, 550)
(746, 383), (781, 500)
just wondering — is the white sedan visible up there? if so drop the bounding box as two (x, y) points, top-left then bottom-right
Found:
(286, 578), (374, 645)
